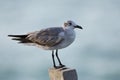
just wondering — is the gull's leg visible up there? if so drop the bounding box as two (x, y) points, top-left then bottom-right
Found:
(55, 49), (65, 67)
(52, 50), (56, 68)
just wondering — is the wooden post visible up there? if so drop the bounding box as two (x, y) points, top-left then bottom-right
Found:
(49, 67), (78, 80)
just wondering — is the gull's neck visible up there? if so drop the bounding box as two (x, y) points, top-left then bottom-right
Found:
(62, 26), (75, 37)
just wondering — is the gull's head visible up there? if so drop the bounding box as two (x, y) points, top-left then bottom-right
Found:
(63, 20), (83, 30)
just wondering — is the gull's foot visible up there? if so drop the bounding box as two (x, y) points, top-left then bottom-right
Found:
(53, 65), (66, 69)
(60, 64), (65, 68)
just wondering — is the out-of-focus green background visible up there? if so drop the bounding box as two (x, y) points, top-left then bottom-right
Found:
(0, 0), (120, 80)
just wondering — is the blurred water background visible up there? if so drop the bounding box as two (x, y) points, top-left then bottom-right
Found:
(0, 0), (120, 80)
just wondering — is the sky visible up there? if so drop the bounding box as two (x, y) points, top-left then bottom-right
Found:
(0, 0), (120, 80)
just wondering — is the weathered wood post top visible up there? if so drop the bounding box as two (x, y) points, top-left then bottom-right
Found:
(49, 67), (78, 80)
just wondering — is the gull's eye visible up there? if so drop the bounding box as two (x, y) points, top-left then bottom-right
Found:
(68, 22), (72, 26)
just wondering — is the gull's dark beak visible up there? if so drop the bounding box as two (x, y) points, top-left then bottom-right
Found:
(74, 25), (83, 29)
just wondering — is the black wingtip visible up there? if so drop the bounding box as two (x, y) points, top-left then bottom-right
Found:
(8, 34), (32, 43)
(8, 35), (19, 37)
(8, 34), (28, 37)
(8, 35), (13, 37)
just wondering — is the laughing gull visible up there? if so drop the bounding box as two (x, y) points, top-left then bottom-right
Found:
(8, 20), (83, 68)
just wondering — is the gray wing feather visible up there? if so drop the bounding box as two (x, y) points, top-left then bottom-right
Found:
(27, 27), (64, 47)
